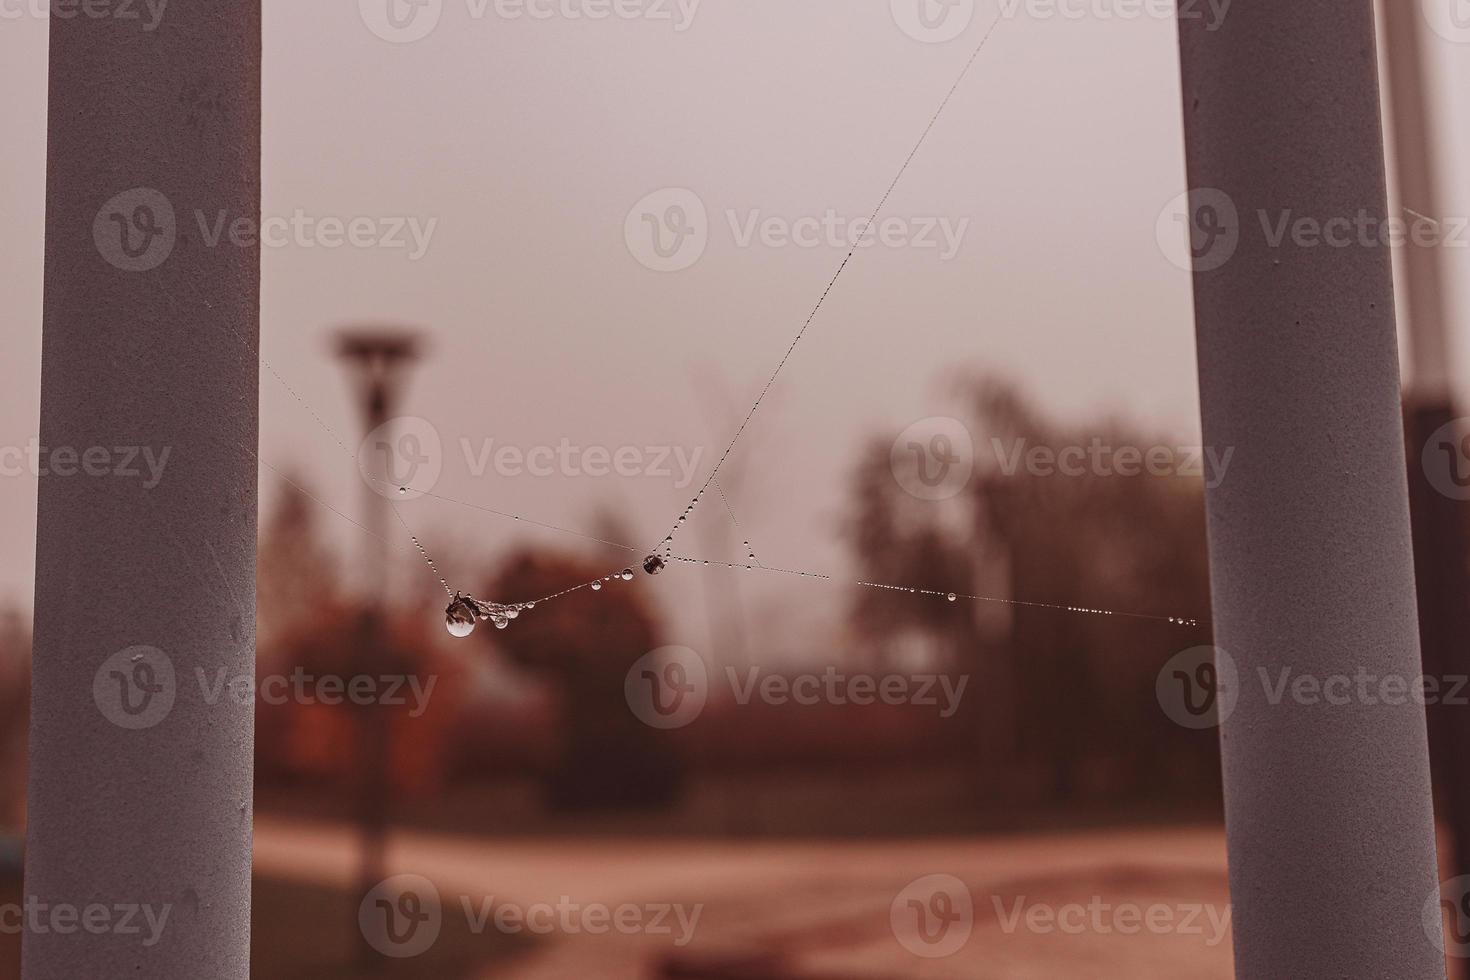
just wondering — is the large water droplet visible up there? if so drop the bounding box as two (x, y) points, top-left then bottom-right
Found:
(947, 593), (958, 602)
(643, 554), (665, 576)
(445, 594), (478, 638)
(621, 569), (634, 581)
(591, 581), (603, 591)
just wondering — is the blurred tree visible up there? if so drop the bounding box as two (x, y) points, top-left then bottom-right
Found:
(482, 544), (681, 810)
(846, 378), (1216, 809)
(257, 475), (340, 664)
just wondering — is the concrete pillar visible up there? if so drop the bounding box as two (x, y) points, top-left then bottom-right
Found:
(24, 4), (261, 979)
(1175, 2), (1444, 976)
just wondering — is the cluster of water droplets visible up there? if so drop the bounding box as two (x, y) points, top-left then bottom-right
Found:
(444, 593), (525, 637)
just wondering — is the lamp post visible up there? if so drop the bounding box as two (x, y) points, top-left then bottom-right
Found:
(334, 328), (422, 965)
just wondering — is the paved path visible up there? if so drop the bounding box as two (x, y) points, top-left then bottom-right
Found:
(254, 817), (1234, 978)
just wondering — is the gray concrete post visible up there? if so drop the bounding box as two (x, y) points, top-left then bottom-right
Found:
(24, 4), (261, 979)
(1176, 2), (1445, 976)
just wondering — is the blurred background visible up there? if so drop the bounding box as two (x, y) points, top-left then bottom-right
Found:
(2, 0), (1469, 976)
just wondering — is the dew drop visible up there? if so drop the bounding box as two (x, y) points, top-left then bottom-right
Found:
(505, 607), (520, 620)
(445, 594), (478, 638)
(591, 581), (603, 591)
(947, 593), (958, 602)
(397, 486), (408, 495)
(494, 618), (510, 629)
(621, 569), (635, 581)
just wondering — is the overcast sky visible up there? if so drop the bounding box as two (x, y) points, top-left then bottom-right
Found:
(2, 0), (1467, 650)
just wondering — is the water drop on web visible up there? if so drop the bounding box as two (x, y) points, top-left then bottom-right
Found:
(397, 486), (408, 495)
(445, 594), (478, 638)
(494, 618), (510, 629)
(505, 607), (520, 620)
(621, 569), (635, 581)
(591, 581), (603, 591)
(948, 593), (958, 602)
